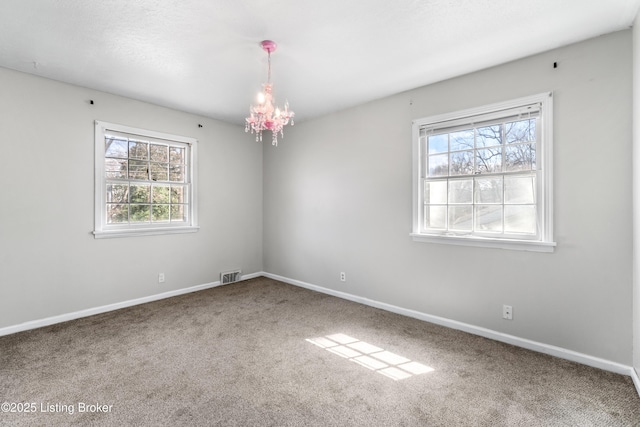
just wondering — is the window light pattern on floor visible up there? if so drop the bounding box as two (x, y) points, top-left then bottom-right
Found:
(306, 333), (434, 380)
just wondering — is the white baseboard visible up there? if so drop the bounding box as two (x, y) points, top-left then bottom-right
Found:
(632, 367), (640, 396)
(263, 272), (637, 379)
(0, 272), (261, 338)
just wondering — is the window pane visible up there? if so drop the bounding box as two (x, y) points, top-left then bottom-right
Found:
(505, 143), (535, 172)
(130, 204), (150, 222)
(449, 206), (472, 231)
(450, 130), (474, 151)
(449, 179), (472, 204)
(450, 151), (474, 176)
(505, 205), (536, 234)
(152, 185), (170, 204)
(476, 125), (502, 147)
(425, 180), (447, 204)
(505, 174), (536, 204)
(171, 205), (188, 223)
(474, 177), (503, 203)
(475, 205), (503, 232)
(171, 186), (186, 204)
(428, 134), (448, 154)
(130, 184), (150, 203)
(505, 119), (535, 144)
(105, 158), (128, 179)
(106, 183), (128, 203)
(105, 137), (128, 158)
(152, 205), (170, 222)
(475, 148), (502, 173)
(424, 205), (446, 229)
(170, 147), (185, 163)
(428, 154), (448, 177)
(169, 165), (185, 182)
(150, 162), (169, 182)
(150, 144), (169, 162)
(129, 141), (149, 160)
(129, 160), (148, 180)
(106, 203), (128, 224)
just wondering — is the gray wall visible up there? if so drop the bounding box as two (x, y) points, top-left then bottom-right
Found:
(0, 67), (263, 329)
(1, 30), (634, 368)
(264, 31), (633, 365)
(634, 14), (640, 376)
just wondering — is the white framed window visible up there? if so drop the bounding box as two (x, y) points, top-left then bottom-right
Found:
(94, 121), (198, 238)
(411, 93), (555, 252)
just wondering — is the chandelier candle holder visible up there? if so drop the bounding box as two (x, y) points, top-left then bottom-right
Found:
(245, 40), (294, 146)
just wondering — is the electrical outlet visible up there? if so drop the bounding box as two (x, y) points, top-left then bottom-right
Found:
(158, 273), (165, 283)
(503, 304), (513, 320)
(340, 272), (346, 282)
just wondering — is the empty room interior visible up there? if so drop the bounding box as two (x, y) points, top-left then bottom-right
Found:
(2, 1), (640, 425)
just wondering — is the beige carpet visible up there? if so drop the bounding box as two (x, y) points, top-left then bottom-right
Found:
(1, 277), (639, 426)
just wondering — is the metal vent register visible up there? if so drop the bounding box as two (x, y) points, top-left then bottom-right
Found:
(220, 270), (241, 285)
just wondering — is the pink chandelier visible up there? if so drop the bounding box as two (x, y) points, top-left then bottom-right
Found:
(245, 40), (294, 146)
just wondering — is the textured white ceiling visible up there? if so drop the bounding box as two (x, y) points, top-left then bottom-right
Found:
(1, 0), (639, 124)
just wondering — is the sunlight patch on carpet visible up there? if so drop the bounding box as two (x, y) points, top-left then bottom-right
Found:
(306, 333), (434, 380)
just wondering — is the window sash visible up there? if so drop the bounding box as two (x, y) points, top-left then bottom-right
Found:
(421, 172), (540, 240)
(421, 117), (539, 180)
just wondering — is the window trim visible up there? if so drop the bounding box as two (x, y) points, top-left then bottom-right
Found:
(93, 120), (199, 239)
(411, 92), (555, 252)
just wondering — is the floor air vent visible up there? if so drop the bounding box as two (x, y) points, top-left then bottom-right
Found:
(221, 270), (241, 285)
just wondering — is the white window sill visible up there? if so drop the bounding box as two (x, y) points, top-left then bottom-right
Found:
(94, 226), (200, 239)
(410, 233), (556, 253)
